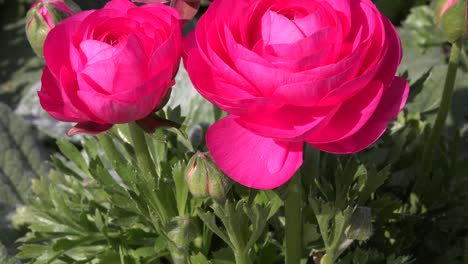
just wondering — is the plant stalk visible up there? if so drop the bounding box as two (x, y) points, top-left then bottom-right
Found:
(320, 253), (334, 264)
(421, 39), (462, 173)
(234, 251), (252, 264)
(285, 172), (303, 264)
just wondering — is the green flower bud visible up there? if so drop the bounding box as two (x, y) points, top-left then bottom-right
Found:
(435, 0), (467, 42)
(25, 0), (79, 57)
(185, 152), (232, 200)
(345, 206), (373, 241)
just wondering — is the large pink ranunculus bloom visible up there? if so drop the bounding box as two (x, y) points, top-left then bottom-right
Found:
(183, 0), (409, 189)
(39, 0), (182, 135)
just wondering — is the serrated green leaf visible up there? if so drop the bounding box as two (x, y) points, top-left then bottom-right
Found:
(0, 242), (21, 264)
(197, 209), (233, 248)
(212, 247), (235, 264)
(398, 27), (445, 82)
(403, 6), (444, 48)
(303, 222), (321, 245)
(358, 167), (390, 204)
(172, 161), (189, 216)
(56, 138), (90, 177)
(0, 103), (52, 204)
(166, 65), (215, 127)
(406, 65), (446, 114)
(254, 190), (283, 220)
(190, 253), (210, 264)
(88, 158), (126, 194)
(244, 203), (270, 250)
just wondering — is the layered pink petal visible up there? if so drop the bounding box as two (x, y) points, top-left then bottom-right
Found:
(184, 47), (285, 115)
(306, 80), (384, 143)
(235, 104), (338, 140)
(39, 67), (84, 122)
(77, 71), (173, 123)
(207, 116), (303, 189)
(261, 10), (305, 45)
(39, 66), (103, 123)
(104, 0), (136, 12)
(43, 11), (93, 75)
(309, 77), (409, 153)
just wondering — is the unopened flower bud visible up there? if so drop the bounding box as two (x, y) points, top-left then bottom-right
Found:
(25, 0), (79, 57)
(185, 152), (232, 200)
(345, 206), (373, 241)
(435, 0), (467, 42)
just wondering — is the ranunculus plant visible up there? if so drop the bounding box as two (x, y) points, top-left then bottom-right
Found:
(183, 0), (409, 189)
(38, 0), (182, 135)
(12, 0), (467, 264)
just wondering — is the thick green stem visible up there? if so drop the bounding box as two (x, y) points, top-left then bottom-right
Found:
(234, 251), (252, 264)
(285, 172), (303, 264)
(128, 122), (169, 224)
(320, 253), (334, 264)
(169, 248), (188, 264)
(421, 40), (462, 173)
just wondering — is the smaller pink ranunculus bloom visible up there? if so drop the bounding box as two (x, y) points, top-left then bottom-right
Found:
(183, 0), (409, 189)
(38, 0), (182, 135)
(30, 0), (76, 28)
(26, 0), (79, 56)
(435, 0), (468, 41)
(440, 0), (459, 17)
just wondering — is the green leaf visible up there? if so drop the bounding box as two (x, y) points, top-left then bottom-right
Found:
(405, 65), (446, 114)
(254, 190), (283, 220)
(0, 103), (52, 204)
(0, 242), (20, 264)
(56, 138), (90, 177)
(402, 6), (445, 48)
(88, 158), (126, 194)
(212, 247), (235, 264)
(197, 208), (233, 248)
(172, 161), (189, 216)
(303, 222), (321, 245)
(244, 203), (270, 250)
(190, 253), (210, 264)
(398, 27), (445, 83)
(166, 65), (215, 127)
(358, 167), (390, 204)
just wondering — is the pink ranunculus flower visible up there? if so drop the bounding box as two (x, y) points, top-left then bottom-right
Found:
(183, 0), (409, 189)
(39, 0), (182, 135)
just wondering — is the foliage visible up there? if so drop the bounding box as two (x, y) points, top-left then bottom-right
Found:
(0, 0), (467, 263)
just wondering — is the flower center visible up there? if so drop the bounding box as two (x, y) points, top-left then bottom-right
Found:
(103, 33), (124, 46)
(276, 7), (308, 20)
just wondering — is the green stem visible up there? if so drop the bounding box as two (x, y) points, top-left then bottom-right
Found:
(320, 253), (334, 264)
(128, 122), (169, 224)
(169, 247), (188, 264)
(421, 40), (462, 173)
(285, 172), (303, 264)
(234, 251), (252, 264)
(459, 45), (468, 70)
